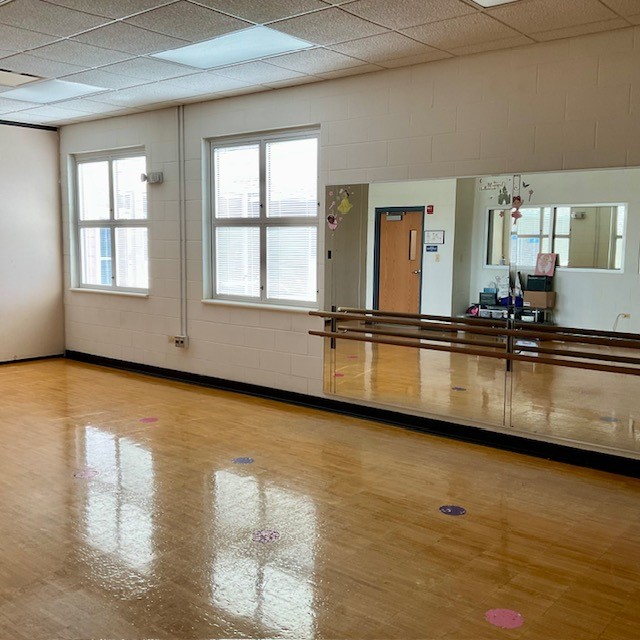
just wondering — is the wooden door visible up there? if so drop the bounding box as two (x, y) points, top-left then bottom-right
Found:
(377, 210), (423, 313)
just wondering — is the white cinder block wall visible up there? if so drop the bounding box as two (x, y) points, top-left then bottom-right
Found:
(61, 27), (640, 398)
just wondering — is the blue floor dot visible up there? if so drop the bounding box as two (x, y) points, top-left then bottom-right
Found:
(233, 457), (254, 464)
(451, 386), (467, 392)
(600, 416), (619, 423)
(440, 505), (466, 516)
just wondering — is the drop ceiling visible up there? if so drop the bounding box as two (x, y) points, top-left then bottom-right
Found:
(0, 0), (636, 127)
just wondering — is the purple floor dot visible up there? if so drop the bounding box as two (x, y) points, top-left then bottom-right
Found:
(74, 468), (99, 479)
(233, 457), (254, 464)
(451, 386), (467, 392)
(139, 417), (158, 424)
(600, 416), (619, 423)
(334, 373), (345, 378)
(439, 505), (466, 516)
(485, 609), (524, 629)
(252, 529), (280, 543)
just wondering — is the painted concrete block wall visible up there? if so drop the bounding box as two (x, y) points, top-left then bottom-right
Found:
(0, 124), (63, 362)
(61, 26), (640, 397)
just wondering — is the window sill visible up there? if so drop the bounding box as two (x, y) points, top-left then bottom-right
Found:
(201, 299), (317, 314)
(69, 287), (149, 298)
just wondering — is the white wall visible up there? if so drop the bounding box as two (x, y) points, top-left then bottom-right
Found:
(468, 167), (640, 331)
(0, 124), (63, 362)
(60, 26), (640, 397)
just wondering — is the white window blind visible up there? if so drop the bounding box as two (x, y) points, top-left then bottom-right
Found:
(214, 144), (260, 219)
(267, 226), (317, 301)
(75, 150), (149, 292)
(211, 131), (319, 306)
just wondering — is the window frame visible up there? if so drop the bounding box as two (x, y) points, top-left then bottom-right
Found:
(205, 128), (320, 308)
(71, 148), (149, 294)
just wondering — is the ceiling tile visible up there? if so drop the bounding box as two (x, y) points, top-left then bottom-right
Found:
(73, 22), (189, 55)
(0, 53), (87, 77)
(403, 13), (524, 51)
(0, 0), (109, 37)
(266, 48), (367, 73)
(600, 0), (640, 17)
(449, 34), (534, 56)
(316, 63), (383, 79)
(270, 7), (387, 45)
(378, 50), (453, 69)
(43, 0), (176, 19)
(487, 0), (618, 34)
(192, 0), (328, 24)
(29, 40), (133, 67)
(342, 0), (477, 30)
(161, 73), (251, 94)
(59, 69), (148, 89)
(210, 60), (307, 83)
(126, 1), (250, 42)
(532, 18), (631, 42)
(52, 97), (138, 113)
(98, 57), (198, 81)
(85, 82), (208, 107)
(0, 24), (60, 52)
(0, 96), (41, 113)
(12, 104), (88, 118)
(330, 32), (440, 63)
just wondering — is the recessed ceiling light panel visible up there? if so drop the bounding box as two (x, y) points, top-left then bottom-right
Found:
(0, 79), (107, 103)
(473, 0), (521, 6)
(0, 69), (41, 87)
(153, 26), (314, 70)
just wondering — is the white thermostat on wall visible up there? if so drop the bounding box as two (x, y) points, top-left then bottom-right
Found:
(424, 230), (445, 245)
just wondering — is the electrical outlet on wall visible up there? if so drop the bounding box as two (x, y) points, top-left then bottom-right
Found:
(173, 335), (189, 348)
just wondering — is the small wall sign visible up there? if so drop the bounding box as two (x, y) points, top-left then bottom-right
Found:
(424, 230), (445, 244)
(426, 245), (438, 252)
(427, 205), (434, 214)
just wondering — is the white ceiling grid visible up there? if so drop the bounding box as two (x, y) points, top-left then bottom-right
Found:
(0, 0), (635, 126)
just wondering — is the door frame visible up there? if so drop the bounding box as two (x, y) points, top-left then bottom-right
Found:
(373, 206), (425, 311)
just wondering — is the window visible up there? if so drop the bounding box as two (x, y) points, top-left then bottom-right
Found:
(73, 150), (149, 292)
(209, 131), (319, 306)
(487, 204), (626, 270)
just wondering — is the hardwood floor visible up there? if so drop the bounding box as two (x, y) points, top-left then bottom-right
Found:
(1, 358), (639, 639)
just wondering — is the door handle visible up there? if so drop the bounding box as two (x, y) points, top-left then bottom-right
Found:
(412, 269), (421, 274)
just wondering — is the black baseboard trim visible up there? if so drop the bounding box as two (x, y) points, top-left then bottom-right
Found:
(64, 350), (640, 479)
(1, 354), (64, 366)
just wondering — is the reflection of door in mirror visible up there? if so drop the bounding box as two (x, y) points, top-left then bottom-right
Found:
(375, 209), (423, 313)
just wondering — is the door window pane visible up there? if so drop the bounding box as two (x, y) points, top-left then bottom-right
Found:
(267, 226), (317, 302)
(266, 138), (318, 218)
(216, 227), (260, 297)
(115, 227), (149, 289)
(214, 145), (260, 219)
(80, 227), (112, 286)
(78, 161), (110, 221)
(114, 156), (147, 220)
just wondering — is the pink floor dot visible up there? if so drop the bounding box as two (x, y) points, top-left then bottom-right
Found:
(347, 355), (358, 359)
(74, 468), (99, 479)
(334, 373), (345, 378)
(485, 609), (524, 629)
(139, 417), (158, 423)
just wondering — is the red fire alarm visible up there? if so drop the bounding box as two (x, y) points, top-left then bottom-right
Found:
(427, 205), (434, 214)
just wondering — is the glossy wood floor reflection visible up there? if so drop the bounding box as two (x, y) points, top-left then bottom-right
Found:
(1, 359), (640, 639)
(329, 340), (640, 455)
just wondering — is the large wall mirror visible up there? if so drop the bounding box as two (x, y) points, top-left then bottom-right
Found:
(324, 166), (640, 334)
